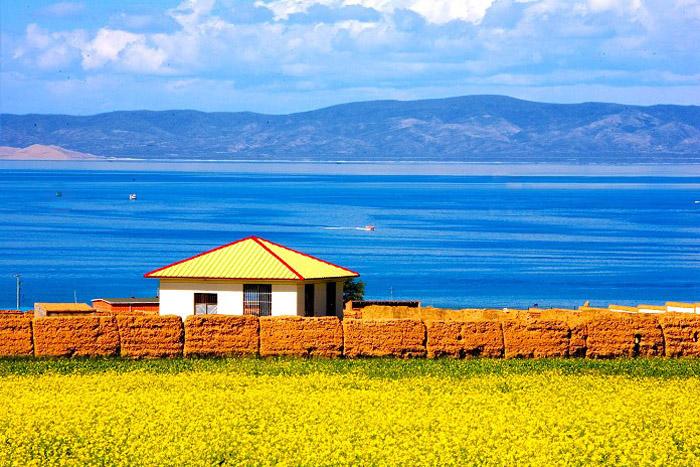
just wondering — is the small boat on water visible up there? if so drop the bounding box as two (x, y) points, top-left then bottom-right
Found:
(357, 225), (376, 231)
(129, 193), (137, 201)
(55, 191), (62, 197)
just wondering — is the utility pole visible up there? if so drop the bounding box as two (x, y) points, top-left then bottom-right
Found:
(14, 274), (21, 310)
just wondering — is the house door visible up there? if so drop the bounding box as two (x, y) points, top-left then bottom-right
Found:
(304, 284), (315, 317)
(326, 282), (336, 316)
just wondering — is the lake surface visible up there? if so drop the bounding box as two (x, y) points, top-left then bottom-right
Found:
(1, 167), (699, 309)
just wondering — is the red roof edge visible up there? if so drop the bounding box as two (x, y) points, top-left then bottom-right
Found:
(252, 237), (305, 280)
(257, 236), (360, 277)
(143, 236), (256, 278)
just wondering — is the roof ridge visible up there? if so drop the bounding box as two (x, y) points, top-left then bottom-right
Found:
(252, 237), (305, 280)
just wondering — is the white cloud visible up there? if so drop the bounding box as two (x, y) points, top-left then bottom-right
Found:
(14, 24), (86, 70)
(169, 0), (218, 29)
(257, 0), (497, 24)
(6, 0), (700, 112)
(81, 29), (141, 69)
(79, 28), (170, 73)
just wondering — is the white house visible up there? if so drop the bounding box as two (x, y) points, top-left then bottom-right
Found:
(145, 236), (359, 319)
(665, 302), (696, 314)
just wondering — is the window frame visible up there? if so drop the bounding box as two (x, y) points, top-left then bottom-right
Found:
(194, 292), (218, 315)
(243, 284), (272, 316)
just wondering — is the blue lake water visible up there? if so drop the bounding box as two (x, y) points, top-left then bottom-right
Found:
(1, 168), (699, 309)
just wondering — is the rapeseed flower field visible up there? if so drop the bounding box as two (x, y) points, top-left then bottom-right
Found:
(1, 358), (700, 465)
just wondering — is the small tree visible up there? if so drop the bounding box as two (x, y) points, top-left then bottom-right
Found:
(343, 278), (365, 303)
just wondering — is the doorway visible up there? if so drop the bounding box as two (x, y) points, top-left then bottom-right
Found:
(304, 284), (315, 317)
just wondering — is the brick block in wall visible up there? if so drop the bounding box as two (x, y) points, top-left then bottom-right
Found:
(184, 315), (259, 357)
(33, 316), (119, 357)
(586, 313), (663, 358)
(501, 315), (571, 358)
(0, 317), (33, 356)
(117, 315), (183, 358)
(259, 317), (342, 357)
(426, 320), (503, 358)
(659, 314), (700, 357)
(343, 319), (426, 358)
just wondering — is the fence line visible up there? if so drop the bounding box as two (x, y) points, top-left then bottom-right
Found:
(1, 311), (700, 358)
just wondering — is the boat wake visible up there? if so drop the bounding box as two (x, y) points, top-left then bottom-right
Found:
(323, 225), (376, 231)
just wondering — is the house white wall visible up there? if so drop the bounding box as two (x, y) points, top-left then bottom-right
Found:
(158, 279), (345, 318)
(271, 284), (299, 316)
(159, 280), (244, 318)
(637, 305), (665, 314)
(667, 302), (695, 313)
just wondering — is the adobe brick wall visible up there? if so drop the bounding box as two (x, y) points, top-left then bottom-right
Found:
(585, 313), (664, 358)
(33, 316), (119, 357)
(259, 317), (342, 357)
(501, 314), (570, 358)
(184, 315), (259, 357)
(117, 315), (183, 358)
(93, 301), (160, 315)
(426, 319), (503, 358)
(12, 306), (700, 360)
(113, 304), (160, 315)
(343, 319), (426, 358)
(0, 309), (26, 316)
(0, 317), (33, 356)
(659, 314), (700, 357)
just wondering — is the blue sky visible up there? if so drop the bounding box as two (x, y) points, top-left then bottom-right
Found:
(1, 0), (699, 114)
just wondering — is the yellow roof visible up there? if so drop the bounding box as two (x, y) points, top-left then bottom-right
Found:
(608, 304), (638, 312)
(145, 236), (359, 281)
(666, 301), (695, 307)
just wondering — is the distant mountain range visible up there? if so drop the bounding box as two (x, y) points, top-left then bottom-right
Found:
(2, 95), (699, 163)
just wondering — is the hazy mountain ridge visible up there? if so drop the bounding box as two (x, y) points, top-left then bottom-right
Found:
(2, 95), (699, 162)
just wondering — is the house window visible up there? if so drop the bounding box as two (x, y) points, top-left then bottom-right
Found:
(304, 284), (315, 317)
(194, 293), (218, 315)
(243, 284), (272, 316)
(326, 282), (337, 316)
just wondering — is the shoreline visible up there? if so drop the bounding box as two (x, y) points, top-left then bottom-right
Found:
(2, 159), (700, 176)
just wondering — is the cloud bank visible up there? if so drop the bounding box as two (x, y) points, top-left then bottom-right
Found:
(3, 0), (700, 113)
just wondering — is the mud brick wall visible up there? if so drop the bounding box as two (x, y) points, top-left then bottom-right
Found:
(566, 315), (590, 358)
(343, 319), (426, 358)
(259, 317), (343, 357)
(585, 313), (664, 358)
(426, 320), (503, 358)
(659, 314), (700, 357)
(361, 305), (512, 322)
(184, 315), (259, 357)
(0, 317), (33, 356)
(33, 316), (119, 357)
(0, 309), (26, 316)
(117, 315), (183, 358)
(501, 314), (571, 358)
(13, 307), (700, 360)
